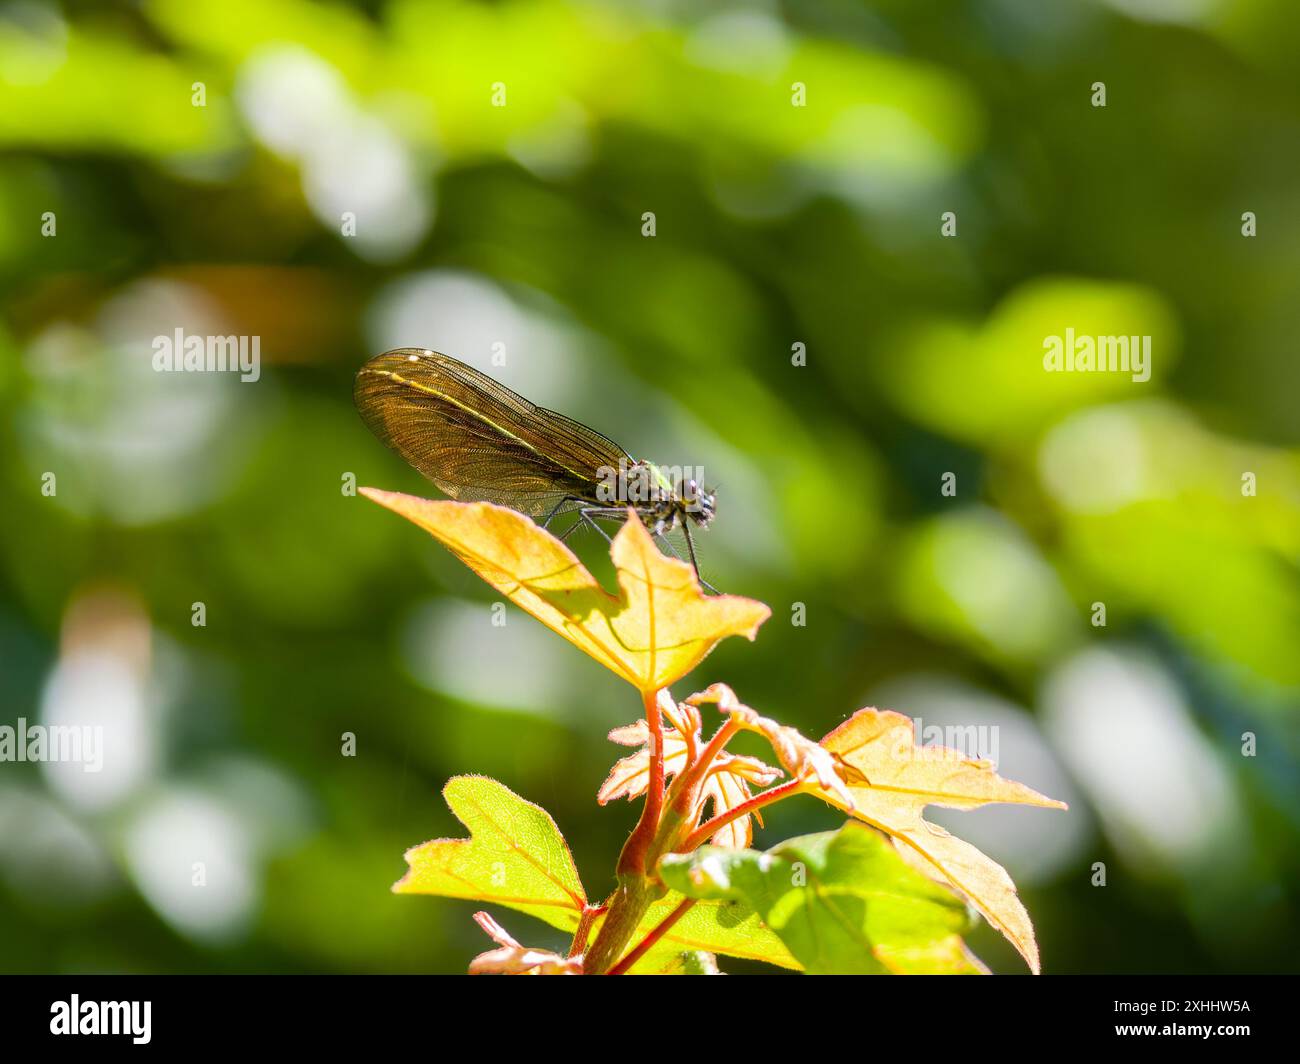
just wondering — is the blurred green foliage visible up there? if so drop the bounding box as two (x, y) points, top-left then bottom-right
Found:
(0, 0), (1297, 974)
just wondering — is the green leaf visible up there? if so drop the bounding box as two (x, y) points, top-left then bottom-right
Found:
(394, 775), (587, 934)
(623, 891), (799, 972)
(394, 775), (797, 971)
(659, 821), (988, 974)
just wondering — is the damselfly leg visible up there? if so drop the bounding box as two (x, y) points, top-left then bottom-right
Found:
(682, 521), (718, 594)
(561, 507), (717, 594)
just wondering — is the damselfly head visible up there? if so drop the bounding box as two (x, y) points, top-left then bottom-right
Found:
(682, 478), (716, 528)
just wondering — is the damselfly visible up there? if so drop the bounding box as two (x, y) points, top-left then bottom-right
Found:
(354, 349), (717, 587)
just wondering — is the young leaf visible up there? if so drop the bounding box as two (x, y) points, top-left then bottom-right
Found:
(468, 912), (582, 975)
(394, 775), (587, 935)
(599, 711), (779, 846)
(360, 490), (769, 694)
(687, 683), (861, 807)
(660, 822), (988, 975)
(698, 751), (782, 848)
(597, 718), (692, 805)
(814, 709), (1067, 973)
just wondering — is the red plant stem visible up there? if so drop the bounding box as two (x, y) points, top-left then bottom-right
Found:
(680, 778), (805, 851)
(606, 898), (697, 976)
(568, 904), (607, 958)
(616, 687), (665, 878)
(647, 690), (667, 817)
(664, 717), (741, 819)
(583, 688), (670, 974)
(689, 719), (741, 792)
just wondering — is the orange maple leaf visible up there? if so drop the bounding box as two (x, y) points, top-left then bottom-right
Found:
(360, 491), (769, 694)
(813, 708), (1068, 973)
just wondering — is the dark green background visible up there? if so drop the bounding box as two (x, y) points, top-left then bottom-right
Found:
(1, 0), (1297, 974)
